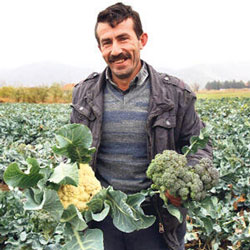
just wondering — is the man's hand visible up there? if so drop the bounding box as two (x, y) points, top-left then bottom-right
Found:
(165, 190), (182, 207)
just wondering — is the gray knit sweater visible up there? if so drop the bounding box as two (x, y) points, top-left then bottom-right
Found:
(95, 63), (151, 194)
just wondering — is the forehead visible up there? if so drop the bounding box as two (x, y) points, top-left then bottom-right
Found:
(96, 18), (136, 41)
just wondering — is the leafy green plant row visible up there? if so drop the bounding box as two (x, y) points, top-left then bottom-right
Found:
(190, 98), (250, 249)
(0, 103), (71, 177)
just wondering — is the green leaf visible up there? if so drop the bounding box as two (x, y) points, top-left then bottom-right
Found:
(126, 192), (156, 230)
(3, 159), (43, 188)
(88, 202), (110, 222)
(49, 162), (79, 186)
(181, 126), (210, 156)
(87, 188), (108, 213)
(42, 189), (64, 221)
(26, 158), (40, 169)
(52, 124), (96, 164)
(32, 188), (44, 204)
(61, 205), (88, 231)
(61, 228), (104, 250)
(181, 145), (190, 155)
(107, 187), (155, 233)
(165, 204), (183, 223)
(198, 197), (218, 220)
(201, 217), (214, 235)
(220, 173), (236, 183)
(23, 189), (42, 210)
(24, 189), (64, 221)
(84, 189), (110, 223)
(86, 186), (155, 233)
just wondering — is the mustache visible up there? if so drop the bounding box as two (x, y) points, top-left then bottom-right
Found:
(108, 53), (131, 63)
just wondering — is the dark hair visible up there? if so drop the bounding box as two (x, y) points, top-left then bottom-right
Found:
(95, 2), (143, 43)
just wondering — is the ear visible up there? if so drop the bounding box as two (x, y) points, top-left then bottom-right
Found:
(139, 33), (148, 49)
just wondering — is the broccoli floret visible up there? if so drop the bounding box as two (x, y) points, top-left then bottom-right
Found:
(193, 158), (219, 191)
(176, 167), (186, 178)
(182, 171), (193, 183)
(193, 164), (206, 175)
(201, 174), (212, 184)
(178, 187), (189, 200)
(205, 183), (213, 190)
(190, 191), (201, 201)
(169, 178), (183, 195)
(190, 182), (202, 194)
(208, 167), (220, 182)
(199, 158), (213, 170)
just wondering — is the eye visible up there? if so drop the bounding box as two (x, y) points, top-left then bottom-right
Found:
(119, 36), (128, 41)
(101, 39), (112, 47)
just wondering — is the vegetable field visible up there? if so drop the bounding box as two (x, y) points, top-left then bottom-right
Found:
(0, 98), (249, 250)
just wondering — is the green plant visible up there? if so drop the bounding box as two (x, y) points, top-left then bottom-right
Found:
(3, 124), (155, 249)
(0, 189), (65, 250)
(146, 127), (219, 224)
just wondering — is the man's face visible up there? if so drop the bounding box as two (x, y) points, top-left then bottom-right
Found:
(96, 18), (147, 82)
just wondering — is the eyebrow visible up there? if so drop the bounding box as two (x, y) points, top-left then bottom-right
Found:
(116, 33), (130, 39)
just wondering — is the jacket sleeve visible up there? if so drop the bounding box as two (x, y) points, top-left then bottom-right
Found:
(70, 81), (86, 124)
(70, 85), (79, 124)
(178, 94), (213, 166)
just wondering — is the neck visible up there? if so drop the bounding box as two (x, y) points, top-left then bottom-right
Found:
(112, 77), (132, 91)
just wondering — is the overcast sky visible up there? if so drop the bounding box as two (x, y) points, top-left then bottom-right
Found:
(0, 0), (250, 71)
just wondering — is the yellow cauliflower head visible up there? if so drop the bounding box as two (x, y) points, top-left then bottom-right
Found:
(57, 163), (102, 211)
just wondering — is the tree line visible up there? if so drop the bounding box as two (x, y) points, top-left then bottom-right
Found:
(205, 80), (250, 90)
(0, 83), (73, 103)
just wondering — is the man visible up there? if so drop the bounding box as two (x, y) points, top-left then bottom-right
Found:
(70, 2), (212, 250)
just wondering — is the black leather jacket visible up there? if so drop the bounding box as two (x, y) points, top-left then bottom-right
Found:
(70, 62), (212, 169)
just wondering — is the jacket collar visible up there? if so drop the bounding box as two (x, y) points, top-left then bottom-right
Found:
(87, 62), (175, 119)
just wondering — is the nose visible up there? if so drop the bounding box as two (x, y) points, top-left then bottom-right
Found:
(110, 41), (122, 56)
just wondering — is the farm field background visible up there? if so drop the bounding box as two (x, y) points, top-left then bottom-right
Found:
(196, 89), (250, 99)
(0, 97), (249, 249)
(0, 85), (249, 103)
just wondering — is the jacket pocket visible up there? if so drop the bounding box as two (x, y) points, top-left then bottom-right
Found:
(71, 103), (96, 125)
(153, 113), (176, 129)
(152, 113), (176, 153)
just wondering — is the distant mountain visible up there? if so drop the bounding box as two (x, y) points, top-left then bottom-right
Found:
(0, 61), (249, 88)
(167, 62), (250, 88)
(0, 62), (93, 87)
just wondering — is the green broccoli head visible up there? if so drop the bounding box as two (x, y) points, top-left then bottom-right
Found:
(146, 150), (219, 204)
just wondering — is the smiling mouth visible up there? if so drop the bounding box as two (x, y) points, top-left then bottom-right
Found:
(109, 53), (130, 64)
(113, 59), (126, 64)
